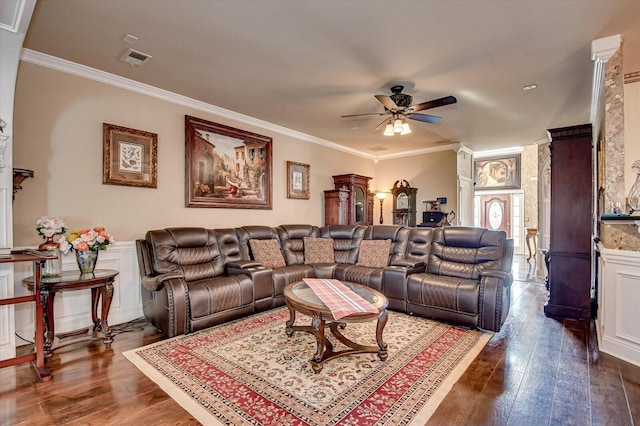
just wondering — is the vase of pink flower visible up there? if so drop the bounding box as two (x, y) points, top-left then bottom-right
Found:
(66, 227), (114, 275)
(36, 216), (67, 277)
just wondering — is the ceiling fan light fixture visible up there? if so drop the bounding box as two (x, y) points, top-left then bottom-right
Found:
(400, 122), (412, 135)
(393, 118), (404, 133)
(383, 123), (394, 136)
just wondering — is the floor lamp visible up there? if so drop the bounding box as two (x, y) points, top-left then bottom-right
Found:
(375, 191), (390, 224)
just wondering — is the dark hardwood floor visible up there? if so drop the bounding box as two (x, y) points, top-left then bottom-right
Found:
(1, 255), (638, 425)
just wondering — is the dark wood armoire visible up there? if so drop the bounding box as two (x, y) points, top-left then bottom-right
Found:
(544, 123), (593, 319)
(324, 174), (373, 225)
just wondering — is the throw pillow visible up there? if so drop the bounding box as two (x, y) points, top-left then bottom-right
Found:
(249, 239), (286, 269)
(304, 237), (334, 264)
(356, 239), (392, 268)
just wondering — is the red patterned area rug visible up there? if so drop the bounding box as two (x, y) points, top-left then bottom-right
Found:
(124, 307), (492, 425)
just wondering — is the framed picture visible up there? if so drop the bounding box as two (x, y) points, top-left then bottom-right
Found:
(185, 115), (272, 209)
(474, 154), (521, 190)
(103, 123), (157, 188)
(423, 200), (440, 211)
(287, 161), (310, 199)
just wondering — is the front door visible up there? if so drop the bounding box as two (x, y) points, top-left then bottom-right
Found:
(480, 194), (511, 237)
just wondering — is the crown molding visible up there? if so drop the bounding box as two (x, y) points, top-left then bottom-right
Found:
(591, 34), (622, 64)
(591, 34), (622, 125)
(374, 143), (461, 161)
(473, 146), (524, 158)
(19, 49), (377, 160)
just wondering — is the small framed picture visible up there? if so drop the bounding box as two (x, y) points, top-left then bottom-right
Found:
(287, 161), (310, 199)
(103, 123), (157, 188)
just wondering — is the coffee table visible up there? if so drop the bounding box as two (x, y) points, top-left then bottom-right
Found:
(283, 280), (388, 373)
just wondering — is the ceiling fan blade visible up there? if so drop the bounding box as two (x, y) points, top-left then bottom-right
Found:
(410, 95), (457, 112)
(341, 112), (387, 118)
(375, 95), (398, 110)
(407, 113), (442, 124)
(374, 118), (390, 132)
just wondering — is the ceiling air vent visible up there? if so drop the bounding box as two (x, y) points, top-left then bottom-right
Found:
(120, 48), (152, 67)
(368, 146), (389, 152)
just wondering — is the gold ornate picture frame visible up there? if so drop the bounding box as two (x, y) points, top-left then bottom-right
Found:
(185, 115), (273, 209)
(286, 161), (310, 199)
(103, 123), (158, 188)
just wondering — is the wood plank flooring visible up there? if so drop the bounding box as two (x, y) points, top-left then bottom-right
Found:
(1, 255), (638, 425)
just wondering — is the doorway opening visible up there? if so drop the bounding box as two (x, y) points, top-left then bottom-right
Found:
(474, 190), (525, 255)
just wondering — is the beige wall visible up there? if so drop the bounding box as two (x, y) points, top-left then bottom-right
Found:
(12, 62), (377, 245)
(374, 150), (458, 225)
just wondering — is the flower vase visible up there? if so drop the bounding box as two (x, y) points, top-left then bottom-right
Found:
(75, 250), (98, 275)
(38, 236), (62, 277)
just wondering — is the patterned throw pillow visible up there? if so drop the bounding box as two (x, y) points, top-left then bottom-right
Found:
(249, 239), (286, 269)
(303, 237), (335, 264)
(356, 239), (392, 268)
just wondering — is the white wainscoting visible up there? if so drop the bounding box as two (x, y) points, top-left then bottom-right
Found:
(597, 245), (640, 367)
(13, 241), (143, 345)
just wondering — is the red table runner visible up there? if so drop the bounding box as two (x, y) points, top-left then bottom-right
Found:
(302, 278), (379, 320)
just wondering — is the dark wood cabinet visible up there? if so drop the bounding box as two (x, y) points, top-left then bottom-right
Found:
(544, 123), (593, 319)
(324, 174), (373, 225)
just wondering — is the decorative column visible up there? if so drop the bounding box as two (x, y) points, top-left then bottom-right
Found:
(591, 35), (638, 249)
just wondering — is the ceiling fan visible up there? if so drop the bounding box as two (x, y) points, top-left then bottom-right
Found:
(341, 85), (457, 135)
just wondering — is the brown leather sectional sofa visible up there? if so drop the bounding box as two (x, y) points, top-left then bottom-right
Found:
(136, 224), (513, 337)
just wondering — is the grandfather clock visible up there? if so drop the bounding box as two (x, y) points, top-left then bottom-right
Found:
(391, 180), (418, 227)
(324, 174), (373, 225)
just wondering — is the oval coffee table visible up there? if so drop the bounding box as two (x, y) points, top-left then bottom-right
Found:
(283, 280), (389, 373)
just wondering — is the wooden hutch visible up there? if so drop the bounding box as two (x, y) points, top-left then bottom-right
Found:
(324, 174), (373, 225)
(544, 123), (593, 319)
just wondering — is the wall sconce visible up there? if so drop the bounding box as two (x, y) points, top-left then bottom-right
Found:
(375, 191), (390, 224)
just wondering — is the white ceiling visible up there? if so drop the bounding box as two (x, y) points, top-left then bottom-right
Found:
(22, 0), (640, 157)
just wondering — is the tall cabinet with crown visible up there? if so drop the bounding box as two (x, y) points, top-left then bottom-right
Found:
(544, 123), (593, 319)
(324, 174), (373, 225)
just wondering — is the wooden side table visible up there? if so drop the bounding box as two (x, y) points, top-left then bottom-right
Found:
(23, 269), (119, 358)
(525, 228), (538, 261)
(0, 250), (55, 381)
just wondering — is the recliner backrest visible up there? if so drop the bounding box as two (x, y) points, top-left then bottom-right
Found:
(145, 227), (226, 282)
(427, 227), (506, 280)
(277, 224), (320, 265)
(320, 225), (366, 264)
(364, 225), (409, 265)
(404, 227), (433, 265)
(235, 225), (282, 261)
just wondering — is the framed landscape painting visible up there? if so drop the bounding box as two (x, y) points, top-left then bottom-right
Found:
(474, 154), (521, 190)
(185, 115), (273, 209)
(286, 161), (310, 199)
(103, 123), (157, 188)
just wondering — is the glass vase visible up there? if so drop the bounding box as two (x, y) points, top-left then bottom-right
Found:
(38, 236), (62, 277)
(628, 173), (640, 213)
(75, 250), (98, 275)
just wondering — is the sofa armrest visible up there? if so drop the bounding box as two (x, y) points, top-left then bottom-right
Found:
(226, 260), (262, 269)
(479, 271), (513, 332)
(389, 260), (426, 270)
(481, 270), (513, 287)
(383, 264), (425, 306)
(141, 272), (184, 291)
(226, 264), (274, 302)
